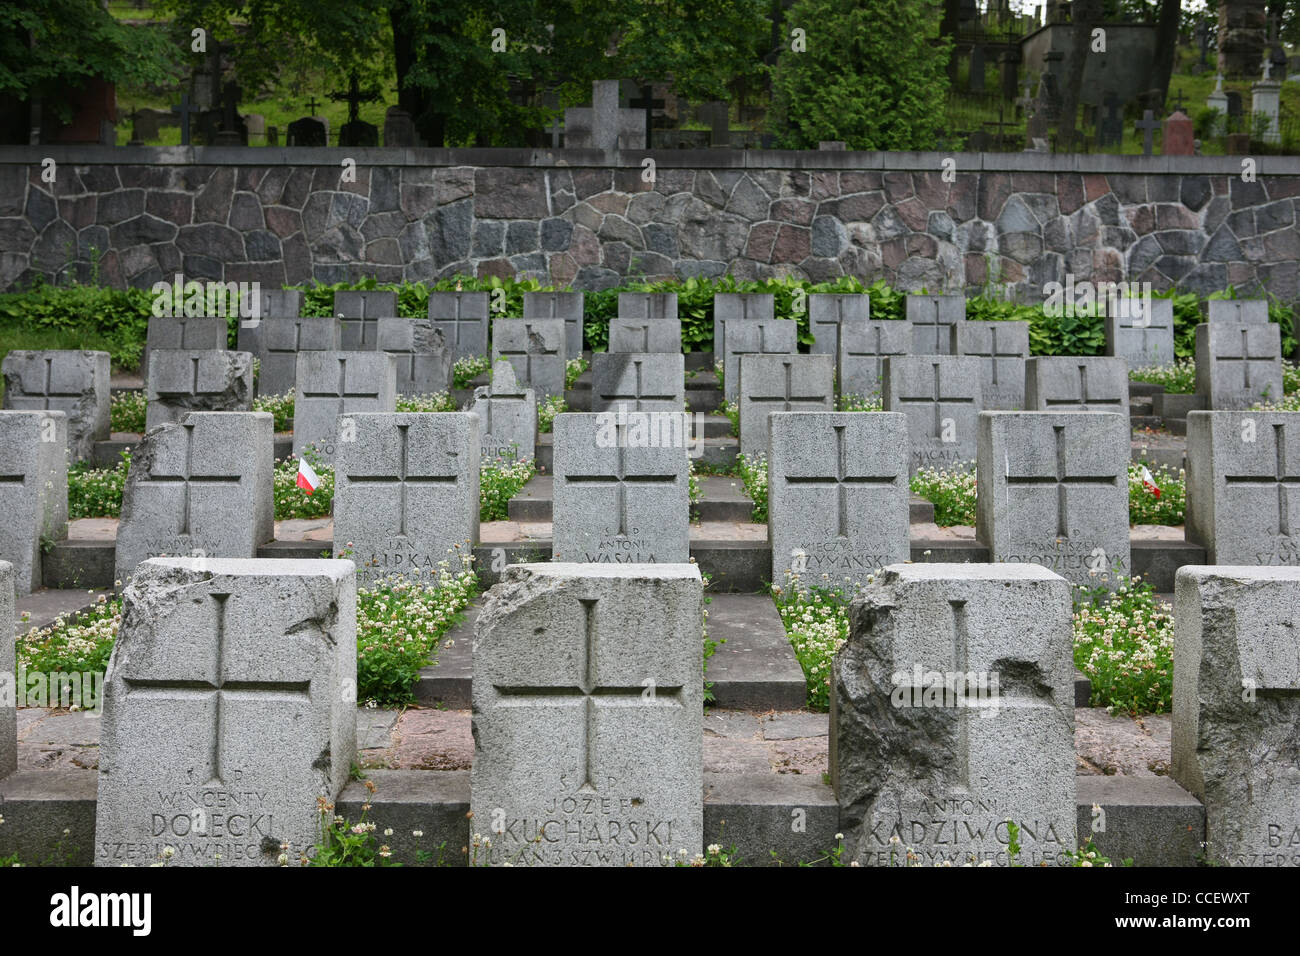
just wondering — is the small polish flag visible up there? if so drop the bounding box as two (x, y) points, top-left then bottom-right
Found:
(296, 458), (321, 495)
(1138, 464), (1161, 499)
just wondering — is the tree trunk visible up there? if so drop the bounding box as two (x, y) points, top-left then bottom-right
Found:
(1150, 0), (1183, 109)
(1057, 0), (1101, 151)
(388, 4), (446, 147)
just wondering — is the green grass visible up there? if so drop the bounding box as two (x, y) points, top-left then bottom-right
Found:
(1073, 575), (1173, 715)
(480, 457), (536, 521)
(771, 577), (851, 712)
(1129, 359), (1196, 394)
(109, 391), (147, 433)
(68, 454), (130, 519)
(736, 453), (768, 523)
(910, 463), (977, 526)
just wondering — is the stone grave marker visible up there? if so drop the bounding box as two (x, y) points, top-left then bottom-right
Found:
(471, 562), (702, 866)
(115, 412), (274, 585)
(831, 563), (1076, 866)
(333, 290), (397, 351)
(95, 557), (356, 867)
(383, 107), (417, 147)
(523, 292), (585, 359)
(287, 117), (327, 146)
(552, 412), (689, 563)
(591, 353), (684, 413)
(0, 411), (67, 593)
(1105, 297), (1175, 368)
(1024, 357), (1129, 414)
(768, 412), (909, 593)
(562, 80), (645, 152)
(883, 356), (982, 475)
(713, 293), (775, 375)
(839, 320), (911, 405)
(427, 291), (490, 361)
(236, 289), (306, 367)
(143, 314), (228, 381)
(954, 321), (1029, 410)
(0, 560), (12, 777)
(473, 360), (536, 463)
(1207, 299), (1269, 325)
(607, 318), (682, 354)
(1194, 323), (1283, 410)
(145, 350), (254, 431)
(1185, 411), (1300, 565)
(492, 318), (567, 402)
(376, 318), (453, 396)
(334, 413), (479, 587)
(1172, 566), (1300, 866)
(976, 412), (1130, 585)
(2, 350), (110, 460)
(617, 292), (678, 320)
(906, 294), (965, 354)
(809, 293), (870, 359)
(722, 317), (796, 403)
(738, 354), (834, 457)
(252, 317), (342, 399)
(293, 352), (398, 462)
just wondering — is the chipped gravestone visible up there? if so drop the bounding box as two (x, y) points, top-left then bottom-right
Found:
(95, 557), (356, 866)
(473, 360), (536, 463)
(235, 289), (305, 369)
(2, 350), (110, 460)
(713, 293), (775, 377)
(251, 317), (342, 399)
(607, 318), (682, 354)
(906, 295), (965, 354)
(883, 356), (982, 475)
(471, 562), (703, 866)
(768, 412), (909, 593)
(0, 411), (67, 593)
(831, 563), (1076, 866)
(1105, 297), (1175, 368)
(492, 319), (567, 402)
(1207, 299), (1269, 325)
(809, 293), (870, 359)
(376, 318), (453, 396)
(1024, 357), (1130, 414)
(738, 354), (834, 458)
(427, 291), (490, 362)
(1172, 566), (1300, 866)
(1185, 411), (1300, 565)
(552, 413), (689, 563)
(523, 292), (585, 359)
(722, 317), (796, 403)
(145, 350), (254, 431)
(953, 321), (1029, 411)
(591, 353), (684, 413)
(333, 290), (397, 351)
(976, 412), (1130, 585)
(1195, 323), (1283, 410)
(143, 315), (228, 381)
(293, 351), (397, 462)
(839, 320), (911, 405)
(333, 413), (480, 587)
(114, 412), (274, 585)
(617, 292), (678, 320)
(0, 560), (12, 777)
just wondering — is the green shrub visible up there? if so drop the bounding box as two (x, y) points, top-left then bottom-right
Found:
(109, 391), (146, 433)
(565, 356), (589, 389)
(396, 392), (457, 412)
(251, 391), (294, 431)
(737, 453), (769, 523)
(1073, 575), (1173, 715)
(771, 577), (850, 712)
(453, 355), (491, 389)
(15, 594), (121, 677)
(68, 454), (129, 518)
(538, 395), (565, 433)
(274, 449), (335, 520)
(480, 457), (536, 521)
(1129, 359), (1195, 394)
(910, 463), (977, 526)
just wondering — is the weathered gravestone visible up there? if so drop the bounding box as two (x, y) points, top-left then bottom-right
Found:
(471, 562), (703, 866)
(839, 320), (911, 405)
(115, 412), (274, 585)
(333, 413), (480, 587)
(95, 557), (356, 866)
(145, 350), (254, 431)
(809, 293), (870, 359)
(427, 291), (490, 361)
(883, 356), (982, 475)
(383, 107), (417, 147)
(333, 290), (397, 351)
(954, 321), (1029, 410)
(552, 412), (690, 563)
(906, 295), (965, 354)
(293, 352), (397, 462)
(617, 292), (678, 320)
(768, 412), (909, 593)
(1105, 297), (1175, 367)
(976, 412), (1130, 585)
(2, 350), (110, 460)
(832, 562), (1076, 866)
(286, 117), (327, 146)
(563, 80), (646, 152)
(738, 354), (834, 458)
(722, 317), (796, 403)
(492, 319), (567, 402)
(607, 318), (682, 354)
(1024, 357), (1130, 414)
(143, 315), (228, 381)
(591, 353), (684, 413)
(713, 293), (775, 376)
(473, 360), (536, 463)
(1185, 410), (1300, 565)
(0, 411), (67, 593)
(523, 292), (585, 359)
(1173, 566), (1300, 866)
(1195, 323), (1283, 410)
(235, 289), (305, 370)
(250, 317), (342, 398)
(376, 318), (453, 396)
(1207, 299), (1269, 325)
(0, 560), (12, 777)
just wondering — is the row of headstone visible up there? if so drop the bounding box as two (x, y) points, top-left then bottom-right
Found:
(2, 350), (111, 460)
(1195, 301), (1281, 410)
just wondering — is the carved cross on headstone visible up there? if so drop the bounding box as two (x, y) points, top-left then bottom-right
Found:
(628, 85), (664, 148)
(1004, 425), (1118, 538)
(171, 93), (195, 146)
(1134, 110), (1160, 156)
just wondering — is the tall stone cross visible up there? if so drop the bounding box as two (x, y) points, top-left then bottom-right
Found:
(139, 422), (243, 536)
(1004, 425), (1118, 538)
(329, 73), (381, 125)
(784, 423), (900, 538)
(342, 422), (458, 537)
(628, 85), (664, 148)
(563, 420), (678, 538)
(1225, 423), (1300, 537)
(1135, 110), (1160, 156)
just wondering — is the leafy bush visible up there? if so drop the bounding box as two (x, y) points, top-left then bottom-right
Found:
(1073, 575), (1173, 715)
(15, 594), (121, 677)
(538, 395), (565, 433)
(771, 575), (851, 711)
(480, 457), (536, 521)
(453, 355), (491, 389)
(274, 449), (335, 520)
(251, 391), (294, 431)
(68, 454), (129, 518)
(1128, 462), (1185, 526)
(109, 391), (146, 433)
(737, 453), (769, 522)
(565, 356), (589, 389)
(396, 392), (457, 412)
(1129, 359), (1195, 393)
(0, 281), (156, 370)
(910, 463), (977, 526)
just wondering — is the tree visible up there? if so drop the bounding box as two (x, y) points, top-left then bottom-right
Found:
(769, 0), (951, 150)
(1149, 0), (1182, 109)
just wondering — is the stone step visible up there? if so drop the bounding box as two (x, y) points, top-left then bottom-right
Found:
(1130, 415), (1163, 431)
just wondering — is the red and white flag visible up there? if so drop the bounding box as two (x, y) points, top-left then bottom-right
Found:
(1138, 464), (1161, 499)
(296, 458), (320, 495)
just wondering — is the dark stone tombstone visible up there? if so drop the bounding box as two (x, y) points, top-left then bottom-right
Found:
(170, 93), (196, 146)
(211, 82), (248, 146)
(1097, 91), (1124, 148)
(266, 125), (279, 146)
(698, 101), (730, 148)
(287, 117), (327, 146)
(383, 107), (417, 146)
(999, 50), (1020, 102)
(329, 73), (382, 148)
(969, 45), (985, 93)
(1225, 90), (1243, 132)
(339, 120), (379, 147)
